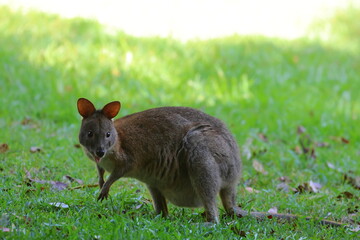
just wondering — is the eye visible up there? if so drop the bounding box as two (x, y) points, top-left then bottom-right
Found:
(87, 131), (93, 138)
(106, 132), (111, 138)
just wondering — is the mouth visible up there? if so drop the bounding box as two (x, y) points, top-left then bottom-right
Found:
(94, 156), (101, 163)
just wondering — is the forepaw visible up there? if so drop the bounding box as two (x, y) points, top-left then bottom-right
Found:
(97, 189), (109, 201)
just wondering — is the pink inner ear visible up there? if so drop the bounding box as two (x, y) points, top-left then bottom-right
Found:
(102, 101), (121, 119)
(77, 98), (96, 118)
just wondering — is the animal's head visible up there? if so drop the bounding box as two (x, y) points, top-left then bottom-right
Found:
(77, 98), (121, 163)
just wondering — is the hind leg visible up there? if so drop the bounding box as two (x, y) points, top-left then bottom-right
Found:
(185, 144), (221, 223)
(188, 162), (220, 223)
(220, 185), (238, 216)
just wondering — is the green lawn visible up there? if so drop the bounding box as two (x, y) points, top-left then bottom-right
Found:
(0, 5), (359, 239)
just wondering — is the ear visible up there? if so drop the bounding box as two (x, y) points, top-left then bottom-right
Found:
(102, 101), (121, 119)
(77, 98), (96, 118)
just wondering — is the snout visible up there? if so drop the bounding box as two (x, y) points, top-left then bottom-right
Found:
(96, 147), (105, 158)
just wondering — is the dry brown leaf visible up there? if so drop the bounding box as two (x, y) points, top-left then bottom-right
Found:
(258, 133), (268, 142)
(344, 172), (360, 190)
(336, 191), (355, 200)
(252, 159), (268, 175)
(294, 181), (322, 194)
(21, 117), (38, 129)
(30, 146), (41, 153)
(0, 143), (9, 153)
(330, 136), (350, 144)
(279, 176), (292, 183)
(297, 125), (306, 134)
(230, 226), (247, 237)
(293, 145), (303, 154)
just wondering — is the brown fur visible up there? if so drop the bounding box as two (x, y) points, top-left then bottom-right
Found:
(77, 98), (241, 222)
(77, 98), (347, 227)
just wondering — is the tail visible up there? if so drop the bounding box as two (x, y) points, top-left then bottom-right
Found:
(234, 208), (346, 227)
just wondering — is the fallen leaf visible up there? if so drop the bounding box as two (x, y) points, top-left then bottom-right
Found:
(297, 126), (306, 134)
(326, 162), (335, 169)
(294, 182), (321, 194)
(309, 181), (322, 193)
(293, 146), (303, 154)
(230, 226), (246, 237)
(49, 202), (69, 208)
(258, 133), (268, 142)
(51, 181), (68, 191)
(21, 117), (33, 125)
(336, 191), (355, 200)
(245, 187), (260, 193)
(315, 142), (330, 148)
(0, 227), (10, 232)
(268, 207), (278, 214)
(30, 147), (41, 153)
(135, 204), (143, 210)
(330, 136), (350, 144)
(279, 176), (291, 183)
(252, 159), (268, 175)
(21, 117), (38, 129)
(25, 169), (68, 190)
(0, 143), (9, 153)
(344, 173), (360, 190)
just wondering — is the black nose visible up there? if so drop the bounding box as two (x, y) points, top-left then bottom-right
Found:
(96, 148), (105, 158)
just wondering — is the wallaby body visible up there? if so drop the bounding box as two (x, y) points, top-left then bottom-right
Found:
(78, 98), (241, 222)
(77, 98), (346, 227)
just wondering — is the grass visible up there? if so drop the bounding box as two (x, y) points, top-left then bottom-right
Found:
(0, 5), (360, 239)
